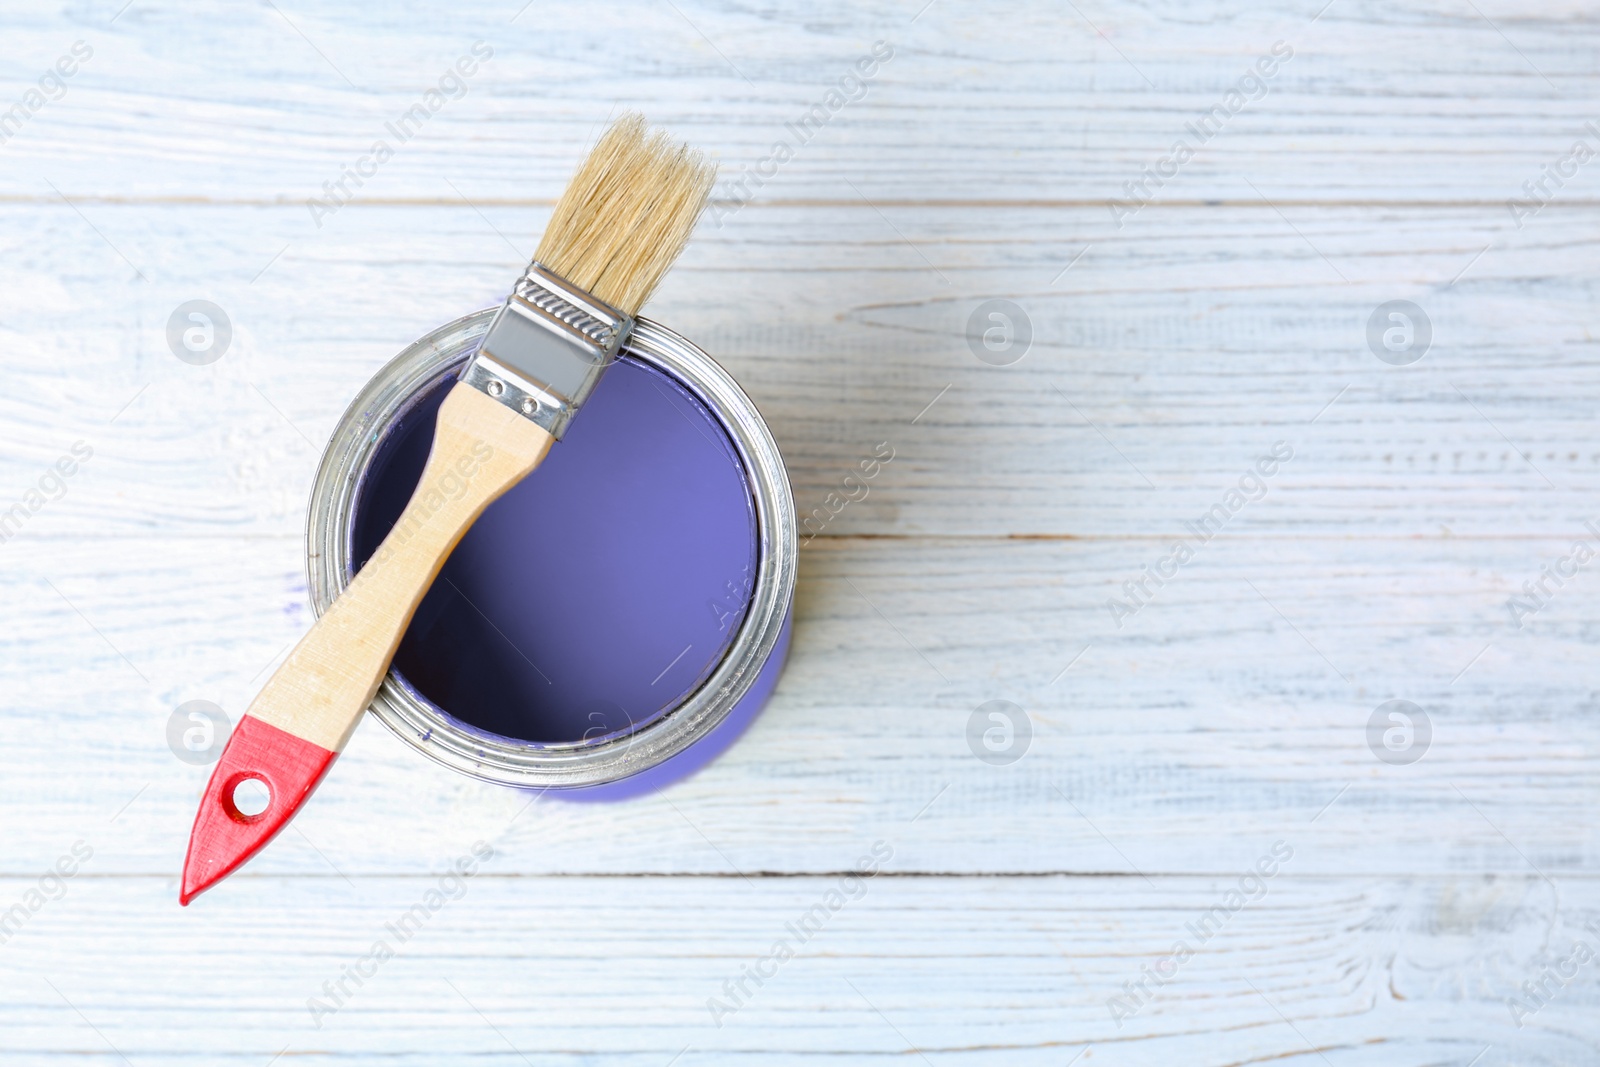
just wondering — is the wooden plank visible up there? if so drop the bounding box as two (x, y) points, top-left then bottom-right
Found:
(3, 203), (1598, 541)
(3, 1), (1597, 1059)
(0, 873), (1594, 1063)
(3, 534), (1594, 877)
(1, 2), (1597, 203)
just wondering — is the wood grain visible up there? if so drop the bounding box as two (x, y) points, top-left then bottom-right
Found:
(4, 202), (1598, 540)
(2, 1), (1597, 202)
(1, 874), (1596, 1064)
(1, 0), (1596, 1062)
(4, 535), (1595, 879)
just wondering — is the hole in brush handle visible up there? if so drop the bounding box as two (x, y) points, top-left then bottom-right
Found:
(225, 775), (272, 820)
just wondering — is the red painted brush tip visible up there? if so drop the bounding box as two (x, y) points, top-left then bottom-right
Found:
(180, 714), (339, 906)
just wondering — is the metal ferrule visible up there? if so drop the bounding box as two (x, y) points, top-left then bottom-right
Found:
(462, 262), (634, 439)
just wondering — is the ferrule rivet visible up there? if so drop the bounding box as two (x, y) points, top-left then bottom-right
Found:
(520, 397), (539, 415)
(486, 379), (505, 397)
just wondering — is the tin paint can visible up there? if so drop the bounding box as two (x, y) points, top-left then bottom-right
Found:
(306, 309), (796, 797)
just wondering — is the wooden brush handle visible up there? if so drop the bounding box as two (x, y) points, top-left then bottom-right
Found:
(252, 381), (553, 751)
(180, 382), (551, 904)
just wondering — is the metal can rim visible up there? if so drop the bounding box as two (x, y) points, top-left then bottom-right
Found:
(304, 308), (797, 788)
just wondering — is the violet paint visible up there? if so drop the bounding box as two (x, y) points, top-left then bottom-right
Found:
(350, 355), (761, 762)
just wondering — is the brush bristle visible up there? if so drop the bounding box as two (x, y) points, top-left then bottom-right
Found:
(534, 114), (717, 317)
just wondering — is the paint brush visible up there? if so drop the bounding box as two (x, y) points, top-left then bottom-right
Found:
(181, 115), (716, 904)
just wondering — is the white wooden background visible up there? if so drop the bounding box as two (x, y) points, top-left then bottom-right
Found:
(3, 0), (1598, 1062)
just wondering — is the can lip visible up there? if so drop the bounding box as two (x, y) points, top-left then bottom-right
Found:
(305, 308), (797, 789)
